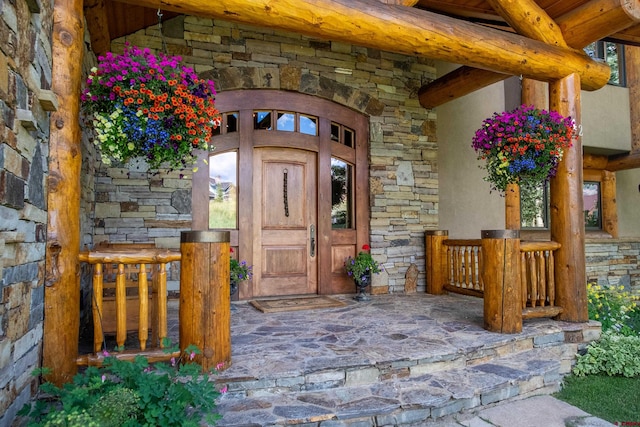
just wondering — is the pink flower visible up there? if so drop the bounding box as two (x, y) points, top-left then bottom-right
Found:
(101, 375), (106, 383)
(189, 351), (196, 361)
(170, 357), (176, 367)
(220, 386), (228, 394)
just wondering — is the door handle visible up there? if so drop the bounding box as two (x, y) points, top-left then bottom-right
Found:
(310, 225), (315, 258)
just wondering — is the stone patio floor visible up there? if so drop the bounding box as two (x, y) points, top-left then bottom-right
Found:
(166, 292), (595, 383)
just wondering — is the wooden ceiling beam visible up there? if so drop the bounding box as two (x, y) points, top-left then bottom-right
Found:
(557, 0), (640, 49)
(606, 152), (640, 171)
(84, 0), (111, 56)
(114, 0), (609, 90)
(486, 0), (568, 47)
(420, 0), (640, 109)
(418, 67), (509, 109)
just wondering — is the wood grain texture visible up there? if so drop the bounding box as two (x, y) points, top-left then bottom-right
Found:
(122, 0), (609, 89)
(549, 74), (589, 322)
(43, 0), (85, 386)
(481, 233), (522, 333)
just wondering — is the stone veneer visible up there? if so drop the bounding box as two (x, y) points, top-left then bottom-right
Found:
(0, 1), (54, 425)
(94, 15), (439, 294)
(586, 239), (640, 294)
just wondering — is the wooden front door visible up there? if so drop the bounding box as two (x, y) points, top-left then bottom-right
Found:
(252, 148), (318, 296)
(192, 90), (371, 299)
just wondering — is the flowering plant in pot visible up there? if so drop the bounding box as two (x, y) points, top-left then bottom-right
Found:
(344, 244), (381, 301)
(81, 44), (221, 171)
(230, 248), (252, 297)
(471, 104), (575, 193)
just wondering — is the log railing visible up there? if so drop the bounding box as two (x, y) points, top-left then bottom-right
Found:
(78, 248), (181, 365)
(520, 240), (563, 319)
(426, 230), (563, 332)
(443, 239), (483, 297)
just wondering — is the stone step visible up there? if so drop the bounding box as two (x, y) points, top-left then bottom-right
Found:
(216, 323), (576, 397)
(213, 346), (566, 426)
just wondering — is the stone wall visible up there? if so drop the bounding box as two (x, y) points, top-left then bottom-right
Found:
(586, 239), (640, 295)
(0, 1), (54, 425)
(98, 16), (439, 293)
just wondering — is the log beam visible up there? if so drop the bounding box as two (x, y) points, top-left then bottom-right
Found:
(606, 152), (640, 170)
(557, 0), (640, 49)
(44, 0), (85, 385)
(117, 0), (609, 90)
(549, 74), (588, 322)
(418, 67), (509, 109)
(420, 0), (640, 108)
(486, 0), (568, 47)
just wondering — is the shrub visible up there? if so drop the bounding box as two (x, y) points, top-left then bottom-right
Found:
(573, 332), (640, 377)
(19, 345), (221, 427)
(587, 282), (639, 336)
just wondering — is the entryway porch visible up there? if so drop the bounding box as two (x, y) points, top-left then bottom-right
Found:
(163, 293), (599, 426)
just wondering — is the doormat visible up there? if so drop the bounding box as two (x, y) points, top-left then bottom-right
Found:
(249, 296), (347, 313)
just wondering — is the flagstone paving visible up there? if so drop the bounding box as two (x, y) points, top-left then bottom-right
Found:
(166, 293), (601, 426)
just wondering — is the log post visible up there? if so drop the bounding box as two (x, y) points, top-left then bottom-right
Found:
(549, 74), (588, 322)
(505, 183), (521, 230)
(425, 230), (448, 295)
(180, 231), (231, 371)
(481, 230), (522, 333)
(43, 0), (84, 385)
(601, 170), (618, 238)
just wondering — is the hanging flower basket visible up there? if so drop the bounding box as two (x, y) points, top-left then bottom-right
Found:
(81, 44), (221, 171)
(471, 104), (576, 193)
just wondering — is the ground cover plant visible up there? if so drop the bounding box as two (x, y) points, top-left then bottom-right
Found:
(19, 343), (222, 427)
(554, 283), (640, 423)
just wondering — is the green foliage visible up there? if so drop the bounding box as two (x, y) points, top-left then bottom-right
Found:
(344, 244), (381, 280)
(19, 347), (221, 427)
(587, 282), (639, 335)
(573, 332), (640, 377)
(555, 375), (640, 423)
(208, 199), (236, 229)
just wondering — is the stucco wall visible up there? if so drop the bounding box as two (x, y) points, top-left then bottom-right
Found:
(0, 1), (53, 424)
(95, 16), (439, 293)
(435, 63), (505, 238)
(617, 168), (640, 238)
(582, 85), (631, 154)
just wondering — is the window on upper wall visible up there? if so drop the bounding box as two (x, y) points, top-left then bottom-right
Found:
(520, 181), (602, 231)
(583, 181), (602, 230)
(585, 41), (626, 86)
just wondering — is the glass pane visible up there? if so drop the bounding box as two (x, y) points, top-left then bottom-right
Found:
(584, 182), (602, 229)
(331, 123), (340, 142)
(209, 151), (238, 229)
(521, 182), (549, 228)
(300, 115), (317, 135)
(276, 112), (295, 132)
(227, 113), (238, 133)
(331, 158), (352, 229)
(254, 111), (272, 130)
(343, 128), (354, 148)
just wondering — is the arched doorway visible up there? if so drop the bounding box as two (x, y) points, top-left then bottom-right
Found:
(192, 90), (370, 299)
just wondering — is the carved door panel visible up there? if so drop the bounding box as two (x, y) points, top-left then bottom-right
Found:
(252, 148), (318, 296)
